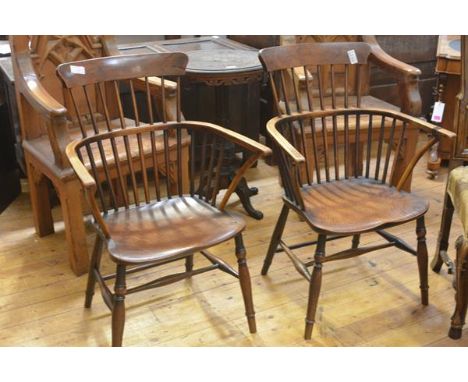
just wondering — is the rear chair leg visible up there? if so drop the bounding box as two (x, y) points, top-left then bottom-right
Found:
(305, 234), (326, 340)
(84, 235), (104, 308)
(235, 234), (256, 333)
(112, 264), (127, 347)
(261, 204), (289, 275)
(416, 216), (429, 306)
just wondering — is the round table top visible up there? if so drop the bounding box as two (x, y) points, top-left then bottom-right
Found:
(185, 49), (262, 75)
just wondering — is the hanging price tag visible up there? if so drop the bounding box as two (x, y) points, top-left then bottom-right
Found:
(431, 101), (445, 123)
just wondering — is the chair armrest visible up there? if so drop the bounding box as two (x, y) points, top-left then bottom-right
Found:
(266, 116), (305, 164)
(377, 109), (456, 140)
(363, 36), (422, 116)
(65, 140), (97, 189)
(180, 121), (272, 157)
(14, 52), (67, 119)
(363, 36), (421, 78)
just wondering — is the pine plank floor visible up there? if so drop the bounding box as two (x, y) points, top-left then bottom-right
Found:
(1, 149), (467, 346)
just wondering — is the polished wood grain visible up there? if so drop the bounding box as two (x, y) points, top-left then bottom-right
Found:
(260, 43), (456, 339)
(1, 151), (467, 346)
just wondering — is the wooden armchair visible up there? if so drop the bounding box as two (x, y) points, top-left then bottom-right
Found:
(10, 35), (187, 275)
(60, 53), (271, 346)
(259, 43), (456, 340)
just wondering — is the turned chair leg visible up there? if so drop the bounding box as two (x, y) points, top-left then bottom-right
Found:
(449, 236), (468, 339)
(58, 179), (89, 276)
(112, 264), (127, 347)
(416, 216), (429, 306)
(25, 158), (54, 237)
(261, 204), (289, 275)
(85, 235), (104, 308)
(431, 192), (455, 273)
(235, 234), (256, 333)
(305, 234), (326, 340)
(351, 234), (360, 249)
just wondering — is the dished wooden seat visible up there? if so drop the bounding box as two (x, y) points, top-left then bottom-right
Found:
(300, 178), (429, 234)
(105, 196), (245, 264)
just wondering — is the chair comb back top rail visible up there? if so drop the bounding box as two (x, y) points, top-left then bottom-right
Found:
(259, 42), (372, 115)
(57, 53), (188, 88)
(259, 42), (371, 71)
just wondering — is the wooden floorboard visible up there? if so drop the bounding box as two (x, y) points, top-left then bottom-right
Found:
(0, 144), (465, 347)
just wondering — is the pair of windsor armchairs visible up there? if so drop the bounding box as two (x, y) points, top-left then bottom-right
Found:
(26, 38), (454, 346)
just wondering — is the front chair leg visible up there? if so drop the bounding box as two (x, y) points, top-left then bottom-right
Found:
(112, 264), (127, 347)
(416, 216), (429, 306)
(449, 236), (468, 339)
(305, 234), (326, 340)
(84, 235), (104, 308)
(261, 204), (289, 275)
(235, 234), (256, 333)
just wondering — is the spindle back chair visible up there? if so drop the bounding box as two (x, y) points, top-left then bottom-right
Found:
(262, 41), (421, 190)
(259, 43), (456, 340)
(10, 35), (185, 275)
(61, 53), (271, 346)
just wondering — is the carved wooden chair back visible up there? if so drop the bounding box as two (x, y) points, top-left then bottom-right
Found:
(11, 36), (104, 142)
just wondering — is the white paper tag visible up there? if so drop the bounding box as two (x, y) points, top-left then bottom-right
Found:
(70, 65), (86, 75)
(347, 49), (358, 64)
(0, 44), (11, 55)
(431, 101), (445, 123)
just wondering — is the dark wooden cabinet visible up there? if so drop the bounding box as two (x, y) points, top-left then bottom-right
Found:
(0, 55), (21, 213)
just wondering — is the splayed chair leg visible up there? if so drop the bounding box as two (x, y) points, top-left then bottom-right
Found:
(235, 234), (256, 333)
(84, 235), (104, 308)
(305, 234), (326, 340)
(262, 204), (289, 275)
(416, 216), (429, 306)
(112, 264), (127, 347)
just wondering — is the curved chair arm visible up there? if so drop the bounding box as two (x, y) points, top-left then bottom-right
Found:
(11, 50), (67, 119)
(363, 36), (421, 78)
(10, 41), (71, 167)
(363, 36), (422, 116)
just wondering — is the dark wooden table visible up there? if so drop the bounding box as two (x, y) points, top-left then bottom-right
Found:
(118, 36), (265, 219)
